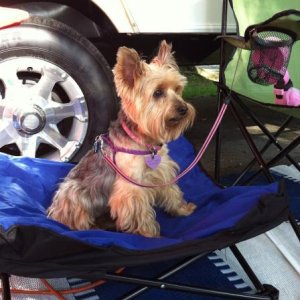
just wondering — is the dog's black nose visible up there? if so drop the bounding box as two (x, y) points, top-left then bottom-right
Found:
(176, 105), (188, 116)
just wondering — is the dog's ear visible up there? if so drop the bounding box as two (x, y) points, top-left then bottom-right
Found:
(152, 40), (178, 69)
(114, 47), (145, 88)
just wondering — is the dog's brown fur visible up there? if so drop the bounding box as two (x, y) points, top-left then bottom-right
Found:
(48, 40), (197, 237)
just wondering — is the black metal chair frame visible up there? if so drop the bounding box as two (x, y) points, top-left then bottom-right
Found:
(215, 0), (300, 186)
(0, 247), (281, 300)
(215, 0), (300, 269)
(1, 2), (298, 299)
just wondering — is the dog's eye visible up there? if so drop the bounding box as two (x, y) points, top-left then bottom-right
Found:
(153, 89), (164, 98)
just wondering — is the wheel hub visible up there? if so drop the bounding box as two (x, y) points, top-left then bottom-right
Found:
(13, 105), (46, 135)
(0, 57), (88, 161)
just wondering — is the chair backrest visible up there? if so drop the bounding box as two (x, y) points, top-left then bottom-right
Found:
(224, 0), (300, 110)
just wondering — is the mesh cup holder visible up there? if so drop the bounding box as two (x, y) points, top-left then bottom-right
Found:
(247, 30), (294, 85)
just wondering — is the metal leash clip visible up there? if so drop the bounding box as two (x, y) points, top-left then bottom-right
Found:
(93, 135), (103, 153)
(150, 147), (158, 159)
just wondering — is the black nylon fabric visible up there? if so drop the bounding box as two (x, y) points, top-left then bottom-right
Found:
(0, 182), (288, 279)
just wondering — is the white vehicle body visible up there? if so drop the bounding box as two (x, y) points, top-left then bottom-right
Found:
(94, 0), (236, 33)
(0, 0), (236, 161)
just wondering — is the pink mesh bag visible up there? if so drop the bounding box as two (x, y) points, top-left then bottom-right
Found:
(247, 30), (300, 106)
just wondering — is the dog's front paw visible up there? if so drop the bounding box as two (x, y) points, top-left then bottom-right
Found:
(176, 202), (197, 216)
(137, 221), (160, 238)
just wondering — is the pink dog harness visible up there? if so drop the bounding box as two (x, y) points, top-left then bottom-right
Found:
(94, 120), (162, 170)
(95, 133), (162, 169)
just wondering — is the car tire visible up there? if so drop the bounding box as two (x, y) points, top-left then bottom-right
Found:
(0, 16), (117, 162)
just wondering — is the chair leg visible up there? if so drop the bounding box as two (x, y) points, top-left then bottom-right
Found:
(233, 96), (300, 182)
(214, 0), (230, 182)
(121, 253), (207, 300)
(230, 246), (279, 300)
(0, 273), (11, 300)
(228, 101), (300, 242)
(105, 271), (277, 300)
(230, 245), (264, 291)
(243, 136), (300, 185)
(235, 99), (299, 166)
(228, 102), (274, 183)
(288, 211), (300, 242)
(232, 116), (295, 186)
(105, 246), (279, 300)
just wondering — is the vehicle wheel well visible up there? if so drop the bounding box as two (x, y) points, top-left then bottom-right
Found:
(1, 0), (118, 39)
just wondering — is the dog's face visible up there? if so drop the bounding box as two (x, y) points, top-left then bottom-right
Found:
(113, 40), (196, 143)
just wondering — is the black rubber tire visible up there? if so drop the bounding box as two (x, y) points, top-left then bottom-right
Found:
(0, 16), (118, 162)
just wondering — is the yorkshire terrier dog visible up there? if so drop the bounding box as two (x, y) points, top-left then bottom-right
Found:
(48, 40), (197, 237)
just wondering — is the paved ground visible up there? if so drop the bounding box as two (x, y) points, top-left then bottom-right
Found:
(185, 95), (300, 179)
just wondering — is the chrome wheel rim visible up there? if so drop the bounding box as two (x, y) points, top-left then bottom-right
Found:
(0, 57), (88, 161)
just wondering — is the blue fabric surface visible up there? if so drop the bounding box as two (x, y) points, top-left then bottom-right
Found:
(0, 136), (279, 250)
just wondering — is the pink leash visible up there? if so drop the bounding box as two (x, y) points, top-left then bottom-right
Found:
(102, 102), (229, 188)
